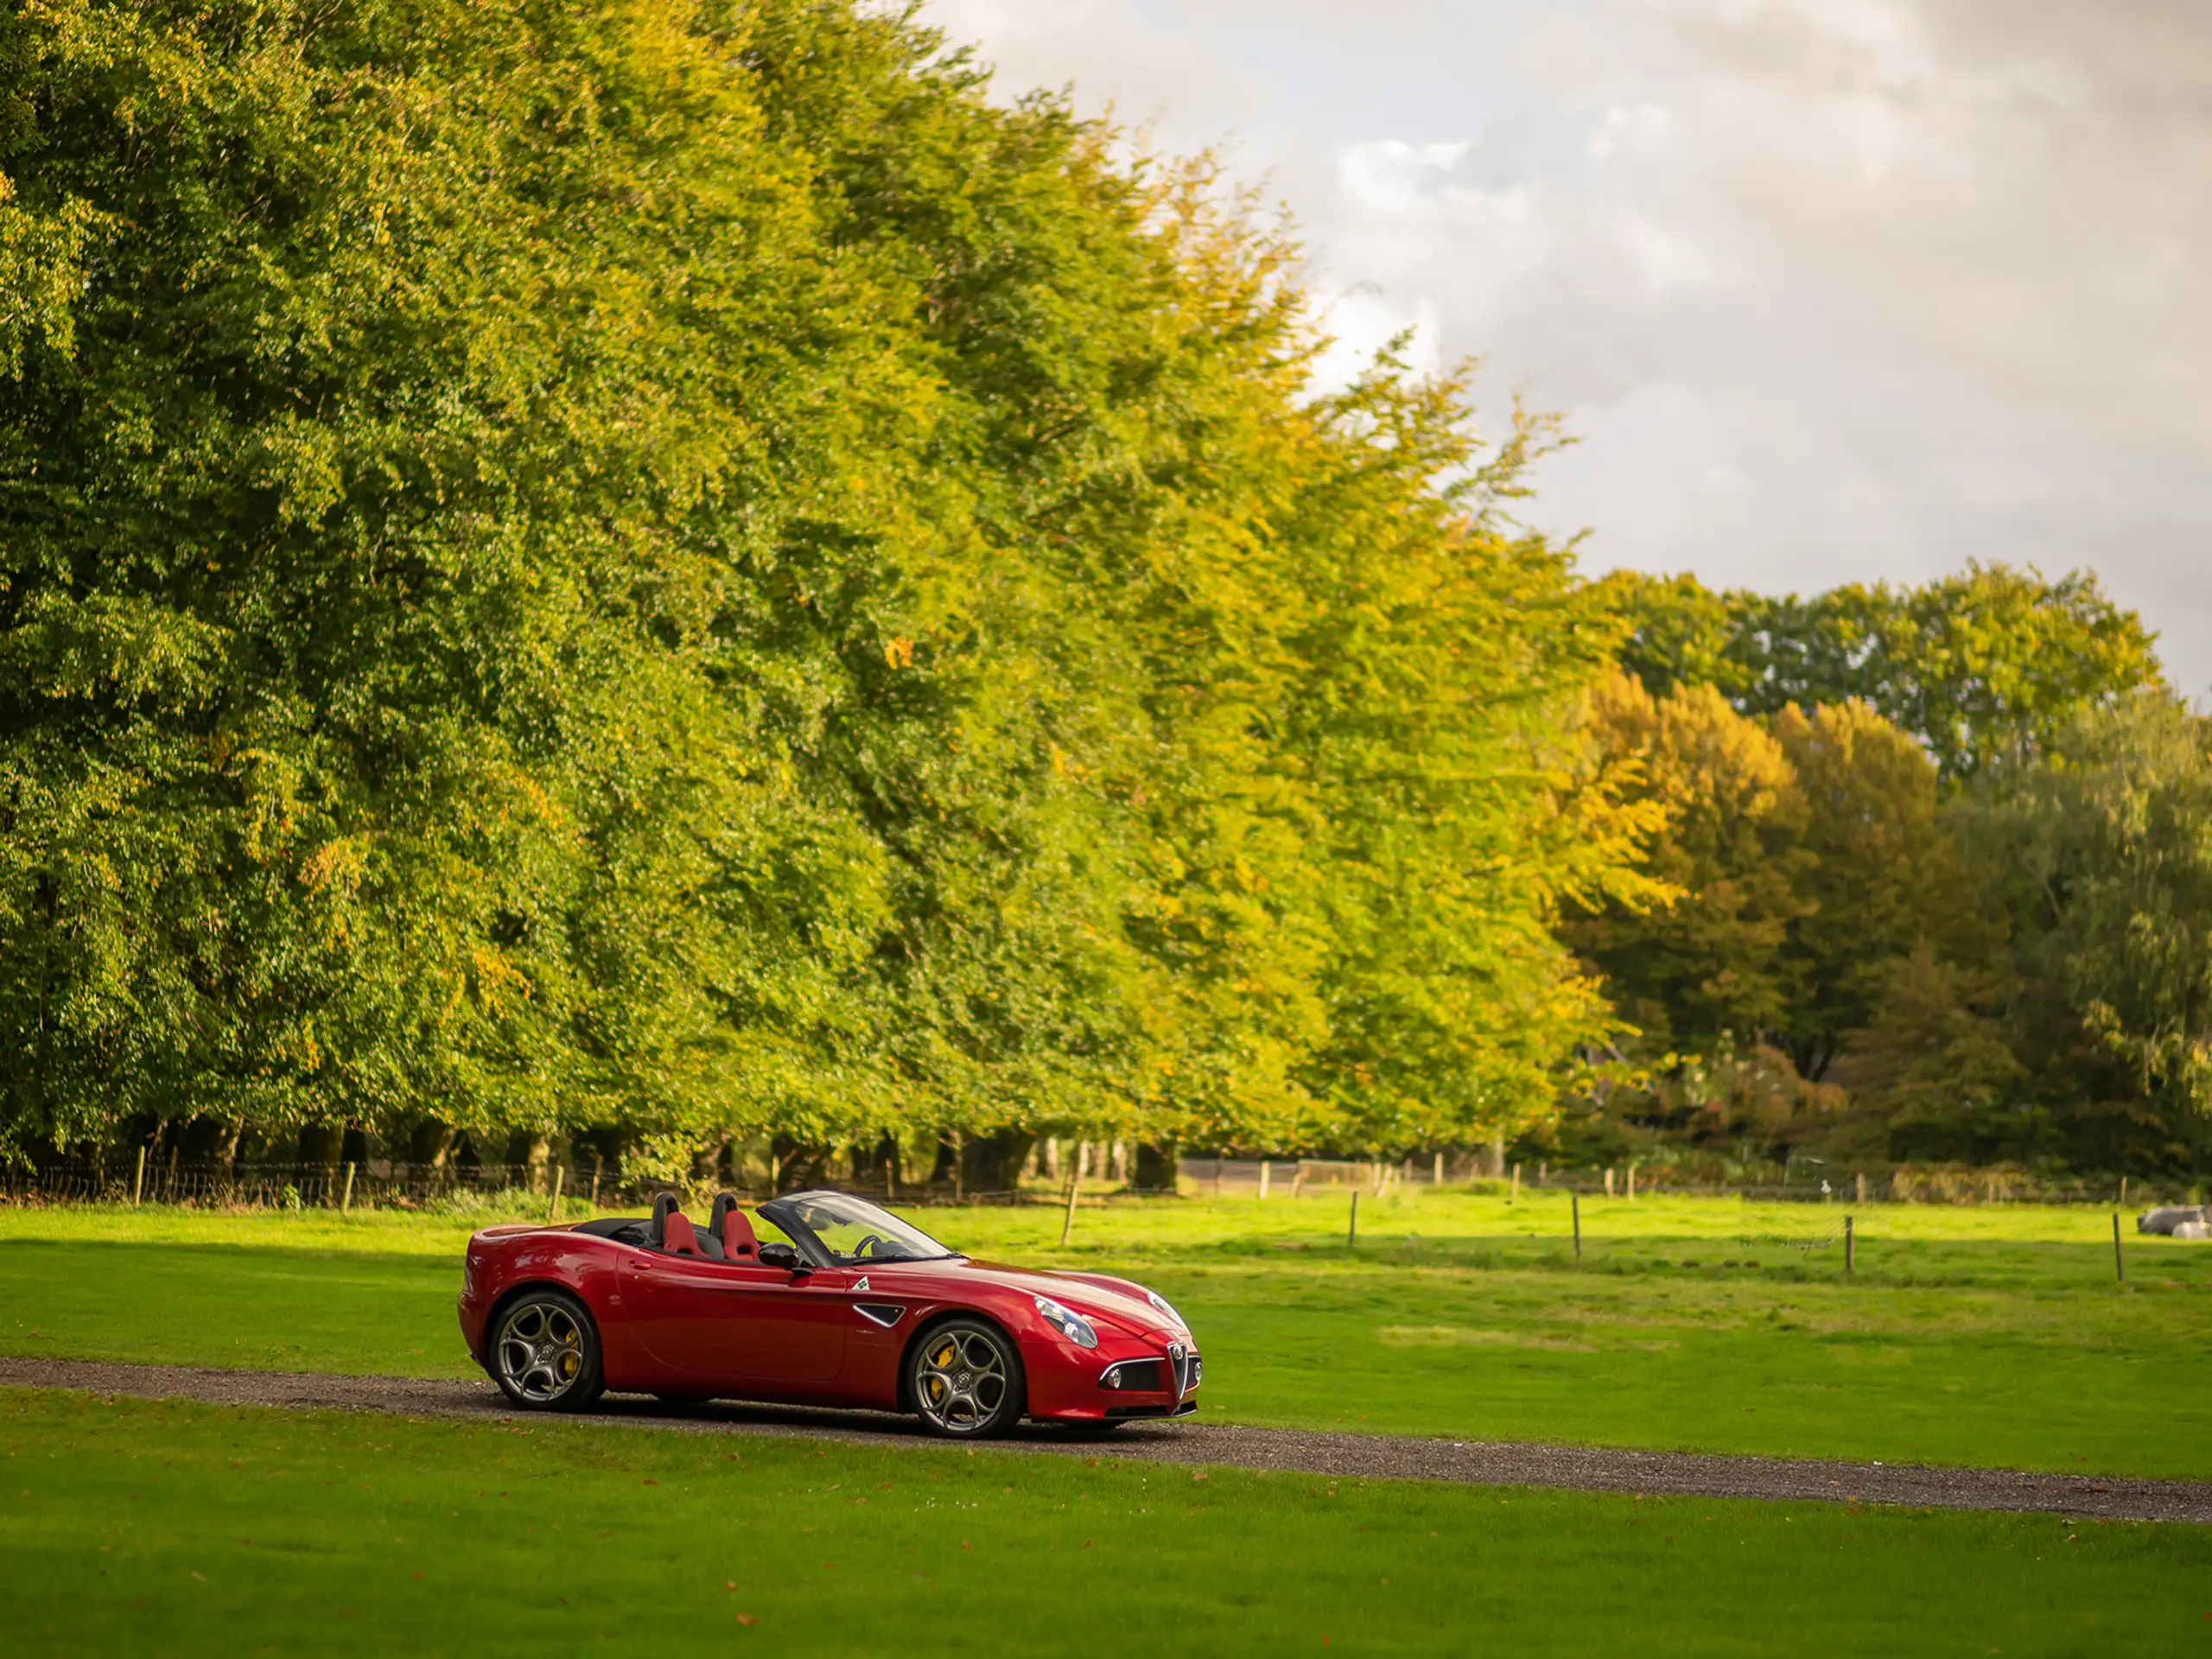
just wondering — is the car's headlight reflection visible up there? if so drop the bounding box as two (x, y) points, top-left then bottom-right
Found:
(1033, 1294), (1099, 1349)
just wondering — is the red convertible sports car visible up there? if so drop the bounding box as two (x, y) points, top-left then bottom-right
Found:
(457, 1190), (1202, 1437)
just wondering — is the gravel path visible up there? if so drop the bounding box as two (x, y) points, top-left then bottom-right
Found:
(5, 1356), (2205, 1525)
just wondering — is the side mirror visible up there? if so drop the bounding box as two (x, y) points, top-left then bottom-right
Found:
(759, 1242), (811, 1275)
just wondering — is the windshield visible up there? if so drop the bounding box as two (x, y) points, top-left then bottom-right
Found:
(762, 1192), (958, 1267)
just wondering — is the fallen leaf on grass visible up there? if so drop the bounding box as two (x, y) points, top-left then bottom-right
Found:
(735, 1614), (759, 1628)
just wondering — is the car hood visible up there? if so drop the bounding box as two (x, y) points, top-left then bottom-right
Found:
(890, 1258), (1184, 1344)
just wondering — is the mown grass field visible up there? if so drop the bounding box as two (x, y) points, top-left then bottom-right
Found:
(3, 1388), (2206, 1657)
(4, 1192), (2209, 1474)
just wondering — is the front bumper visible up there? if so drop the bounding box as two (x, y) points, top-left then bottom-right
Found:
(1022, 1335), (1203, 1422)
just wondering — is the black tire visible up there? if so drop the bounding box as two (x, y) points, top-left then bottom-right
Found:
(907, 1317), (1026, 1439)
(488, 1287), (606, 1413)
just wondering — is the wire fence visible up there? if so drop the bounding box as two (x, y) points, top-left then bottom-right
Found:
(0, 1150), (2181, 1214)
(0, 1156), (595, 1212)
(1170, 1155), (2165, 1208)
(0, 1156), (1077, 1213)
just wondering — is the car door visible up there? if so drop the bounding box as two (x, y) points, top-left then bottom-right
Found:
(618, 1253), (852, 1384)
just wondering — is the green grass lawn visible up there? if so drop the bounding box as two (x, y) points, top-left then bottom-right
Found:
(5, 1192), (2209, 1475)
(3, 1389), (2205, 1657)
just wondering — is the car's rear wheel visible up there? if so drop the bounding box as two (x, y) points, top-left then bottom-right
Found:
(491, 1289), (605, 1413)
(908, 1319), (1025, 1439)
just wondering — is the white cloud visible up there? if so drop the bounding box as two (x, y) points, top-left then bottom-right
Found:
(1586, 103), (1675, 161)
(921, 0), (2212, 694)
(1337, 141), (1471, 213)
(1306, 289), (1445, 394)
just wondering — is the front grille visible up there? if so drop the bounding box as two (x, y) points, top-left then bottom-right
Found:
(1097, 1359), (1165, 1392)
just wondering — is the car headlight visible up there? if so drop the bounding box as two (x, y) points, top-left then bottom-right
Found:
(1033, 1295), (1099, 1349)
(1147, 1290), (1186, 1331)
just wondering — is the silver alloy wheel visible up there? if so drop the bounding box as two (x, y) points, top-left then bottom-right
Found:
(496, 1298), (588, 1405)
(914, 1326), (1010, 1433)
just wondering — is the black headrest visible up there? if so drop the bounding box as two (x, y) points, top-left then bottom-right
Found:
(710, 1192), (738, 1239)
(649, 1192), (678, 1248)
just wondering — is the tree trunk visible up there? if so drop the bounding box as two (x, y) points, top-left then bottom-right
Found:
(298, 1124), (343, 1195)
(1134, 1142), (1179, 1192)
(961, 1130), (1035, 1195)
(409, 1120), (455, 1179)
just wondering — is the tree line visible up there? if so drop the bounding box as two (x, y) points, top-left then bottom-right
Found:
(1576, 567), (2205, 1179)
(0, 0), (2202, 1188)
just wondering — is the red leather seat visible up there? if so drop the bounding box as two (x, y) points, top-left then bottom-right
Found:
(661, 1210), (705, 1257)
(710, 1192), (758, 1259)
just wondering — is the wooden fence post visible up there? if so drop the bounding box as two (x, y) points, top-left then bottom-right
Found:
(1059, 1165), (1081, 1248)
(1572, 1190), (1583, 1259)
(2113, 1211), (2125, 1283)
(1604, 1167), (1614, 1199)
(546, 1164), (564, 1225)
(1433, 1151), (1444, 1185)
(340, 1161), (356, 1215)
(1258, 1160), (1270, 1201)
(1626, 1162), (1636, 1201)
(1855, 1172), (1866, 1205)
(1348, 1191), (1359, 1248)
(1844, 1214), (1854, 1275)
(1510, 1163), (1520, 1205)
(132, 1147), (145, 1208)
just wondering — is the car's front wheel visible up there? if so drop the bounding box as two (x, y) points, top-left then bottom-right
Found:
(908, 1319), (1025, 1439)
(490, 1288), (605, 1413)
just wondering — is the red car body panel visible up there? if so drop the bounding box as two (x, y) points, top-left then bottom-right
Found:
(456, 1214), (1202, 1424)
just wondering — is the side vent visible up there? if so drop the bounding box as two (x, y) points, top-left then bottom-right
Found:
(855, 1303), (906, 1329)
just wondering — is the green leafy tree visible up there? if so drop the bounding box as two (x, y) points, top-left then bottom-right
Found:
(0, 0), (1658, 1173)
(1563, 673), (1814, 1063)
(1973, 696), (2212, 1166)
(1605, 564), (2164, 783)
(1770, 698), (1971, 1080)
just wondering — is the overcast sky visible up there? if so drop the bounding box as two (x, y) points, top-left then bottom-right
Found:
(920, 0), (2212, 694)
